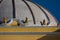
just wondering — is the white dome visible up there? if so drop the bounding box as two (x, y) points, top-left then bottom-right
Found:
(0, 0), (58, 26)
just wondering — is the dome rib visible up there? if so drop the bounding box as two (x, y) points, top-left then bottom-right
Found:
(22, 0), (36, 24)
(27, 0), (50, 22)
(12, 0), (16, 18)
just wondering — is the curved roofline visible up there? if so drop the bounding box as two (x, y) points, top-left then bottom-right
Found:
(27, 0), (50, 22)
(27, 0), (59, 24)
(22, 0), (36, 24)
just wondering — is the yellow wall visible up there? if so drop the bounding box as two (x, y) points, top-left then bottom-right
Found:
(0, 27), (59, 32)
(0, 27), (60, 40)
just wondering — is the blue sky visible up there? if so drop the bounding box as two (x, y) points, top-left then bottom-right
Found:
(31, 0), (60, 23)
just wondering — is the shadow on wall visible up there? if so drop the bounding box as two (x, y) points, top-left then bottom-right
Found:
(37, 29), (60, 40)
(57, 24), (60, 26)
(37, 34), (60, 40)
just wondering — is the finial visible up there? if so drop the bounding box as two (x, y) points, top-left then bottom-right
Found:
(3, 17), (7, 24)
(25, 17), (28, 23)
(43, 19), (46, 25)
